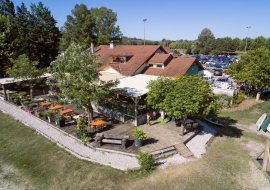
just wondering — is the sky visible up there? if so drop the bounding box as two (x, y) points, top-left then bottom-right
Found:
(12, 0), (270, 41)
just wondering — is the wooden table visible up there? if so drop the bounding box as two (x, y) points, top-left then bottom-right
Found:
(40, 102), (51, 106)
(49, 105), (62, 110)
(90, 120), (106, 132)
(59, 109), (73, 114)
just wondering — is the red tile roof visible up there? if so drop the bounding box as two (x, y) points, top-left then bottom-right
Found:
(141, 58), (203, 77)
(148, 54), (172, 64)
(96, 45), (164, 75)
(162, 47), (178, 58)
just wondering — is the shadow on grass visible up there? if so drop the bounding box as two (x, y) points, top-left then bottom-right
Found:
(205, 114), (243, 138)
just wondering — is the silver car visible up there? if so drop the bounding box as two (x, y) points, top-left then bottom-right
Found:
(214, 77), (229, 87)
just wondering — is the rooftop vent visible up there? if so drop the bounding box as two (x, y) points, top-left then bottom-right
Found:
(109, 40), (116, 49)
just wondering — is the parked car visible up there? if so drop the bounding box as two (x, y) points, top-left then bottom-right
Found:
(203, 76), (215, 85)
(214, 68), (223, 76)
(262, 89), (270, 97)
(214, 77), (229, 87)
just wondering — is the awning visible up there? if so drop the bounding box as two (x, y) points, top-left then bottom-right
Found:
(0, 73), (51, 85)
(116, 74), (158, 97)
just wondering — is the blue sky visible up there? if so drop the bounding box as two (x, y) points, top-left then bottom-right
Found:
(12, 0), (270, 41)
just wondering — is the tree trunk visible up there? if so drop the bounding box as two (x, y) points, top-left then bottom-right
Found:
(30, 86), (34, 101)
(256, 92), (261, 101)
(179, 118), (186, 136)
(87, 107), (94, 127)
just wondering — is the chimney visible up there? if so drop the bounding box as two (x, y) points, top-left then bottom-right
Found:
(91, 42), (94, 53)
(109, 40), (116, 49)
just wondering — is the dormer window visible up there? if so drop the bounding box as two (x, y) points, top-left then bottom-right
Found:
(112, 54), (133, 63)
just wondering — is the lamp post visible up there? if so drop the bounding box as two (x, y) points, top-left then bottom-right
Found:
(143, 19), (147, 45)
(245, 26), (251, 54)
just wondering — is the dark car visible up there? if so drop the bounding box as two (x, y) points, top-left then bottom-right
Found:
(215, 65), (222, 68)
(214, 77), (229, 87)
(213, 68), (223, 76)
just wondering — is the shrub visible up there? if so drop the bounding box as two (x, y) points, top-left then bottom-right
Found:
(55, 113), (64, 121)
(81, 133), (90, 146)
(135, 148), (155, 171)
(133, 127), (147, 140)
(75, 117), (86, 135)
(234, 90), (245, 106)
(43, 110), (53, 117)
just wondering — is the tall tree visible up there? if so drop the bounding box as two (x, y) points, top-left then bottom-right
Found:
(7, 54), (45, 100)
(0, 0), (15, 17)
(47, 43), (123, 123)
(254, 36), (267, 49)
(197, 28), (215, 48)
(91, 6), (122, 42)
(225, 47), (270, 101)
(0, 14), (25, 76)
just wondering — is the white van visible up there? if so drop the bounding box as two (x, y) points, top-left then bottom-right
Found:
(203, 76), (215, 85)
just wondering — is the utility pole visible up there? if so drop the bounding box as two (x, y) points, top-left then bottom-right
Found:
(245, 26), (251, 54)
(143, 19), (147, 45)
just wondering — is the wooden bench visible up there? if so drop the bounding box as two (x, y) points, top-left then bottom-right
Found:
(96, 133), (129, 149)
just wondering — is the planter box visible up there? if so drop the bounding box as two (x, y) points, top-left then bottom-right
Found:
(55, 119), (65, 128)
(76, 133), (81, 139)
(43, 116), (47, 120)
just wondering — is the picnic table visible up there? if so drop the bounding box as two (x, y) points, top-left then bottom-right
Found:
(49, 105), (62, 110)
(59, 109), (73, 114)
(90, 120), (106, 132)
(40, 102), (51, 106)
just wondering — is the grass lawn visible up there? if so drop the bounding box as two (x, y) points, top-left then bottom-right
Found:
(151, 116), (170, 125)
(1, 106), (270, 189)
(217, 100), (270, 125)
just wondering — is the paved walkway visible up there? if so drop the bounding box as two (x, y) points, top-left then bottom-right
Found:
(0, 100), (139, 170)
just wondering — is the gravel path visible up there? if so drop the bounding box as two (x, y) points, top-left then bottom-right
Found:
(159, 120), (217, 169)
(0, 100), (139, 170)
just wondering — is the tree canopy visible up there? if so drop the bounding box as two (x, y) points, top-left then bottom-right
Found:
(146, 75), (219, 135)
(225, 47), (270, 101)
(7, 54), (45, 100)
(60, 4), (122, 50)
(47, 43), (123, 122)
(0, 0), (61, 71)
(197, 28), (215, 48)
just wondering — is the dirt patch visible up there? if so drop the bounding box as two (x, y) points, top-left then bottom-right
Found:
(240, 139), (265, 157)
(0, 163), (35, 190)
(222, 99), (263, 112)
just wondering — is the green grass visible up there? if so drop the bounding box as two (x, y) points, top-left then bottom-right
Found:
(151, 116), (170, 125)
(217, 100), (270, 125)
(1, 108), (270, 189)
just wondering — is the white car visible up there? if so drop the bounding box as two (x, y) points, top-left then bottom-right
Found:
(203, 76), (215, 85)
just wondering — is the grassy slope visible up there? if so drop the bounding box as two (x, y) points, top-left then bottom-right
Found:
(217, 100), (270, 125)
(1, 101), (270, 189)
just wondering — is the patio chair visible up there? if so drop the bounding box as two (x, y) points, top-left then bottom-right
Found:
(192, 122), (199, 129)
(185, 123), (193, 132)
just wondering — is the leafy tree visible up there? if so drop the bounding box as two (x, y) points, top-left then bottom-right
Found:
(160, 38), (167, 46)
(197, 28), (215, 48)
(47, 43), (123, 123)
(0, 14), (24, 76)
(163, 75), (218, 135)
(62, 4), (95, 46)
(7, 54), (46, 100)
(146, 76), (175, 109)
(254, 36), (267, 49)
(97, 35), (110, 46)
(90, 6), (122, 42)
(185, 46), (192, 55)
(233, 38), (242, 50)
(225, 47), (270, 101)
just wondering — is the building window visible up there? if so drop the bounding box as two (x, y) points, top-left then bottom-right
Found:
(157, 64), (162, 68)
(149, 64), (154, 67)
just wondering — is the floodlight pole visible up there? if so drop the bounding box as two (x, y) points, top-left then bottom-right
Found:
(245, 26), (251, 54)
(143, 19), (147, 45)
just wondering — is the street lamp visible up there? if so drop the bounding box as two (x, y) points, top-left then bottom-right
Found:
(143, 19), (147, 45)
(245, 26), (251, 54)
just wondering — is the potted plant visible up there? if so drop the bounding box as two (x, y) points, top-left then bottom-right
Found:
(10, 93), (21, 105)
(43, 110), (48, 120)
(45, 110), (54, 123)
(133, 127), (147, 147)
(35, 111), (42, 118)
(74, 117), (86, 139)
(18, 92), (27, 102)
(55, 113), (65, 128)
